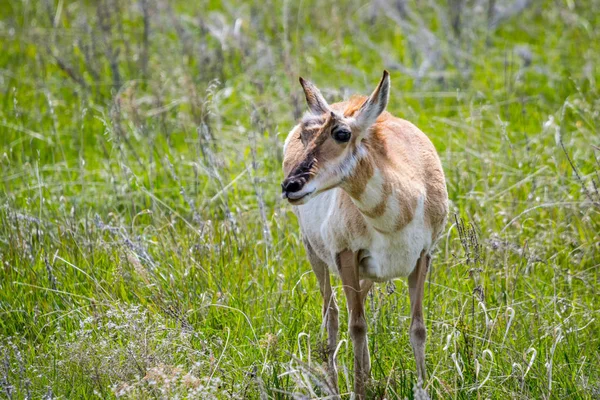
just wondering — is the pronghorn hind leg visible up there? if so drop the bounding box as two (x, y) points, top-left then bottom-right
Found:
(338, 250), (369, 399)
(304, 240), (339, 393)
(408, 250), (430, 390)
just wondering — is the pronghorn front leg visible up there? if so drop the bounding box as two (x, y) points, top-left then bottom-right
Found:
(359, 278), (373, 374)
(408, 250), (430, 390)
(305, 240), (339, 393)
(338, 250), (371, 399)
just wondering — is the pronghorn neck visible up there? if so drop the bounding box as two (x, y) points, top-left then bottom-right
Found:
(344, 155), (385, 207)
(341, 146), (416, 234)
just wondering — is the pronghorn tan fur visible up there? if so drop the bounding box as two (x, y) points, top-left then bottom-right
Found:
(282, 71), (448, 398)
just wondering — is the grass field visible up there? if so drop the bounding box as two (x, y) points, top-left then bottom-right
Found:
(1, 0), (599, 398)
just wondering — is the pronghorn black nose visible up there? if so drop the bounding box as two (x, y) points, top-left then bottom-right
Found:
(282, 179), (303, 193)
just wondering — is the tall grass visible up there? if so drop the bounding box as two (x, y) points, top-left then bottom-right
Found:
(1, 0), (599, 398)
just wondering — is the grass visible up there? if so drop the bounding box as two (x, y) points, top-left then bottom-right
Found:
(1, 0), (599, 398)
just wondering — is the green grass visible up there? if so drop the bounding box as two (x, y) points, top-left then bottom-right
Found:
(1, 0), (599, 398)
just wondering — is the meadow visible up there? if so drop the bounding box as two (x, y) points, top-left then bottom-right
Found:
(1, 0), (599, 398)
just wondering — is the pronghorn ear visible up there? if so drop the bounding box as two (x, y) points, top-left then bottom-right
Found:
(299, 77), (330, 115)
(355, 70), (390, 131)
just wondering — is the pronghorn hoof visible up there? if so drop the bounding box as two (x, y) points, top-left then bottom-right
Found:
(413, 381), (430, 400)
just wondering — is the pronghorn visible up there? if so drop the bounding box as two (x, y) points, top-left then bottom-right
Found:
(281, 71), (448, 398)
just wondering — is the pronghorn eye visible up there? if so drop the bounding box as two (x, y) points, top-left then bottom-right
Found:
(333, 128), (351, 143)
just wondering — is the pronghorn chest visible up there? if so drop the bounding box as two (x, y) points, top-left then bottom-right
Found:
(295, 189), (432, 281)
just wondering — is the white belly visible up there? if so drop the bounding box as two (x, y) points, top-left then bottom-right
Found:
(295, 190), (432, 281)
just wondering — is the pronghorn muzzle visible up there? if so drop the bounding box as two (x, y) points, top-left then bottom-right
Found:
(281, 159), (315, 202)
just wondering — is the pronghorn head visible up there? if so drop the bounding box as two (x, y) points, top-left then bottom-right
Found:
(282, 71), (390, 205)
